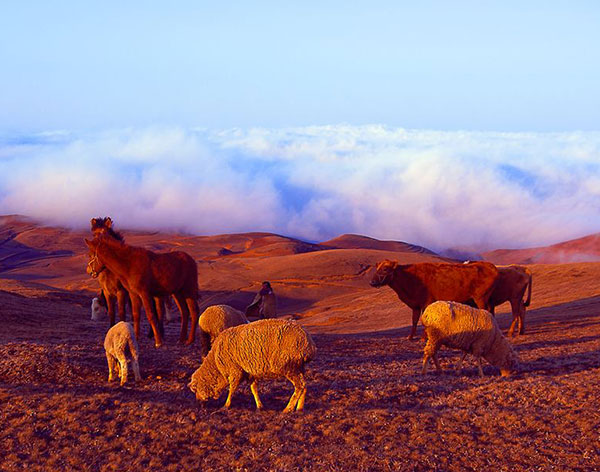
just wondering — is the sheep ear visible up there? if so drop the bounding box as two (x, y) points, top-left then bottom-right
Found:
(90, 218), (97, 226)
(105, 217), (112, 228)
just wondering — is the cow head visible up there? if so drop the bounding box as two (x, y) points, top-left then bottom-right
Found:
(370, 260), (398, 287)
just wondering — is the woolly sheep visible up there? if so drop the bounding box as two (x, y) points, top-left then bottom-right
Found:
(188, 319), (316, 412)
(198, 304), (249, 357)
(421, 301), (519, 377)
(104, 321), (142, 386)
(91, 297), (106, 321)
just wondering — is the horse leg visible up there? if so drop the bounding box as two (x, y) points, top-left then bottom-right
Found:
(106, 293), (116, 326)
(141, 294), (163, 348)
(116, 289), (128, 323)
(184, 297), (199, 345)
(130, 295), (142, 341)
(173, 294), (190, 344)
(154, 297), (165, 337)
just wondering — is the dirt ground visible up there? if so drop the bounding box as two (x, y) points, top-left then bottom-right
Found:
(2, 278), (600, 472)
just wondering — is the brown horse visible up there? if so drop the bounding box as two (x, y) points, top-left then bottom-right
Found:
(85, 234), (200, 347)
(88, 217), (130, 326)
(89, 217), (169, 334)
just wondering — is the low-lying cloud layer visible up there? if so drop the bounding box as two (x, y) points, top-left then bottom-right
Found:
(1, 125), (599, 251)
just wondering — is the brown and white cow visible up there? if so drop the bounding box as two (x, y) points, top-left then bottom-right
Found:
(370, 260), (499, 340)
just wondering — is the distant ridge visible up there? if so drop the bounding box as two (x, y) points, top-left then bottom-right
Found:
(483, 233), (600, 265)
(320, 234), (438, 255)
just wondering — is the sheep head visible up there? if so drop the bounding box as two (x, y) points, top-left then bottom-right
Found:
(188, 358), (227, 402)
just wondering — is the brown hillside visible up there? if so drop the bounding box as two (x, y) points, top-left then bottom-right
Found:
(484, 233), (600, 265)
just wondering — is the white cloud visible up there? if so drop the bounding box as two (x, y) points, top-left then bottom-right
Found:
(0, 125), (599, 250)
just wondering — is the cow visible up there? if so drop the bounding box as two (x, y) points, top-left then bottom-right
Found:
(485, 265), (532, 337)
(370, 260), (499, 340)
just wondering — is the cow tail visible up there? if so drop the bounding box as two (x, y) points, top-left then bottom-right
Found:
(524, 270), (533, 307)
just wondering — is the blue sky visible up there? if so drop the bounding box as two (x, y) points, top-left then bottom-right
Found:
(0, 2), (599, 250)
(2, 1), (599, 132)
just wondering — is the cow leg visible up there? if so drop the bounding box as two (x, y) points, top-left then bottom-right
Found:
(173, 294), (190, 344)
(519, 303), (526, 335)
(141, 294), (163, 348)
(409, 308), (421, 340)
(184, 297), (199, 345)
(507, 299), (519, 337)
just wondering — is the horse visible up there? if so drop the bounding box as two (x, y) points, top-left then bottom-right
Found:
(89, 217), (169, 333)
(85, 234), (200, 347)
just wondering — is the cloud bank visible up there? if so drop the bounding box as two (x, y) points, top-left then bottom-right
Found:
(1, 125), (599, 251)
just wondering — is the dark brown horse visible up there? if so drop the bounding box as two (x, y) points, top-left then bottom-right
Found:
(85, 235), (200, 347)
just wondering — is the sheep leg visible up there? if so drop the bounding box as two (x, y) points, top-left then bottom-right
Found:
(455, 352), (467, 374)
(249, 379), (264, 410)
(422, 338), (440, 374)
(131, 358), (142, 383)
(106, 353), (116, 382)
(173, 294), (190, 345)
(184, 297), (200, 346)
(477, 357), (484, 377)
(223, 371), (243, 409)
(295, 374), (307, 411)
(116, 350), (128, 386)
(283, 373), (305, 413)
(408, 308), (420, 340)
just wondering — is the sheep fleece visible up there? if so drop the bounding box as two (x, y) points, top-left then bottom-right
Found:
(198, 305), (249, 342)
(194, 319), (315, 383)
(421, 300), (518, 369)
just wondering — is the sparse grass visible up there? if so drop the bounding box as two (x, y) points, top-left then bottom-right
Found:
(2, 290), (600, 472)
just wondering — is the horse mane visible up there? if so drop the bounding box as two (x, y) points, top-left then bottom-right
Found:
(91, 217), (125, 242)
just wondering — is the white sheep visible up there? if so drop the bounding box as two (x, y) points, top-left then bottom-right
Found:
(421, 301), (519, 377)
(91, 296), (106, 321)
(198, 304), (249, 357)
(188, 319), (316, 412)
(104, 321), (142, 386)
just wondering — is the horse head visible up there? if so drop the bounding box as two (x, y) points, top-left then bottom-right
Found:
(90, 216), (124, 241)
(84, 238), (106, 278)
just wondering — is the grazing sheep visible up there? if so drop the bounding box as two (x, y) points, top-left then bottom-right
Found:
(188, 319), (316, 412)
(421, 301), (519, 377)
(198, 304), (249, 357)
(104, 321), (142, 386)
(91, 296), (107, 321)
